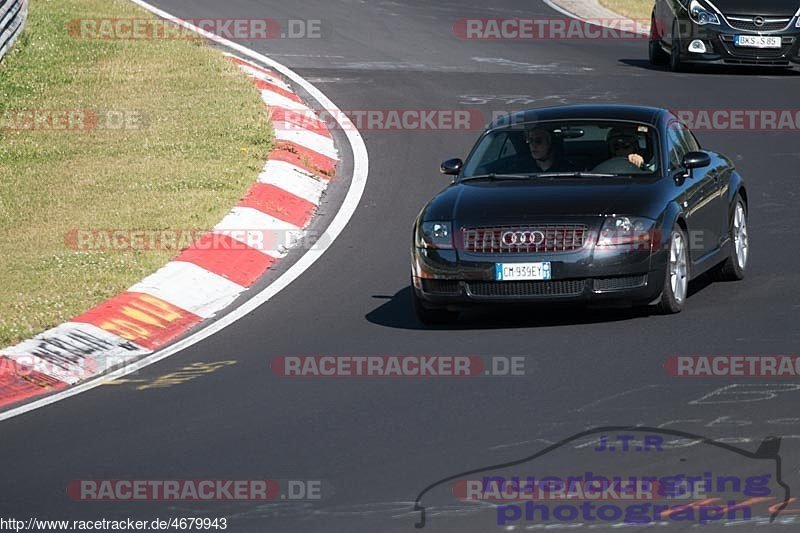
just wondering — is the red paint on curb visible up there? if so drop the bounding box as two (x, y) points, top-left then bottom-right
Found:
(238, 183), (317, 228)
(176, 233), (276, 287)
(0, 357), (67, 406)
(74, 292), (202, 350)
(227, 56), (281, 80)
(252, 78), (302, 103)
(268, 107), (332, 138)
(270, 142), (337, 177)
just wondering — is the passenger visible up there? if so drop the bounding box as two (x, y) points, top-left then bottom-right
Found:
(606, 126), (654, 171)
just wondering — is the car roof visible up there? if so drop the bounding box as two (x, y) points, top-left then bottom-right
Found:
(489, 104), (668, 130)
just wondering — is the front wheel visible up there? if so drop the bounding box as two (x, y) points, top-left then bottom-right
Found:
(711, 196), (748, 281)
(656, 227), (690, 314)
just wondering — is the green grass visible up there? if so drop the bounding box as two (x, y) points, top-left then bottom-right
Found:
(0, 0), (273, 345)
(599, 0), (654, 21)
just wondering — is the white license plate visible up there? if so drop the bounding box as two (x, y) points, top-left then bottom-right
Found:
(496, 262), (552, 281)
(735, 35), (782, 48)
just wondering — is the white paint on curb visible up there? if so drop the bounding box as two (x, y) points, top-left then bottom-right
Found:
(259, 90), (314, 113)
(2, 322), (150, 385)
(0, 0), (369, 422)
(237, 64), (291, 90)
(128, 261), (246, 319)
(259, 161), (327, 205)
(213, 207), (299, 257)
(274, 128), (338, 160)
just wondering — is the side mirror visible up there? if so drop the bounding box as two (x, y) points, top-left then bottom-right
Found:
(682, 151), (711, 170)
(440, 158), (463, 176)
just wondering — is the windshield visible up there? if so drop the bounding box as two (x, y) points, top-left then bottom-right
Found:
(461, 120), (661, 179)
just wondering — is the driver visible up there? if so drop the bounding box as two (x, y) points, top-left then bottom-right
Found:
(607, 126), (654, 171)
(525, 127), (575, 173)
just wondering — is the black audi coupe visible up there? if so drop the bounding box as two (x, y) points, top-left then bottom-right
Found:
(649, 0), (800, 70)
(410, 105), (749, 323)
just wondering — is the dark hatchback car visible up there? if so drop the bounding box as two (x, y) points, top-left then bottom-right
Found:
(410, 106), (749, 324)
(649, 0), (800, 70)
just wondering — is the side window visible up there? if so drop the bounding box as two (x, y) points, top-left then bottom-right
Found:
(471, 133), (505, 168)
(667, 123), (690, 170)
(499, 136), (518, 158)
(679, 123), (701, 152)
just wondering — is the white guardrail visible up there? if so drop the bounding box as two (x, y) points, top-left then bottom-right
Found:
(0, 0), (27, 62)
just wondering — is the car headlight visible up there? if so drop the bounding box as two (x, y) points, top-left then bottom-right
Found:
(597, 216), (656, 248)
(689, 0), (720, 25)
(416, 221), (454, 249)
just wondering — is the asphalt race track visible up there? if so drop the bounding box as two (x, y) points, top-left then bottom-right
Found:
(2, 1), (800, 531)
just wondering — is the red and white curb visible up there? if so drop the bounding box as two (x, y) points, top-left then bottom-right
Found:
(544, 0), (651, 35)
(0, 54), (338, 410)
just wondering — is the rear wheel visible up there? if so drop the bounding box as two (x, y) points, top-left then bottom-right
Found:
(649, 12), (668, 65)
(413, 289), (459, 325)
(711, 196), (748, 281)
(656, 227), (690, 314)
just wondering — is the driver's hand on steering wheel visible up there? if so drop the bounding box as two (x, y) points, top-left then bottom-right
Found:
(628, 153), (645, 168)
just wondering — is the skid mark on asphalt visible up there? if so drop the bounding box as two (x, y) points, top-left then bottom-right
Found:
(103, 360), (236, 390)
(471, 57), (594, 73)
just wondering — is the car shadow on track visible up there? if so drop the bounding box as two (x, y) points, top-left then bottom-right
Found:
(619, 58), (800, 76)
(367, 275), (716, 330)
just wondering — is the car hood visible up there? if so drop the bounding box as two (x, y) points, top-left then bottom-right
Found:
(423, 179), (664, 226)
(712, 0), (800, 17)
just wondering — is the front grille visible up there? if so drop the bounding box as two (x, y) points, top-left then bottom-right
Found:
(593, 275), (648, 292)
(421, 279), (461, 295)
(466, 280), (587, 297)
(725, 15), (792, 32)
(462, 225), (588, 254)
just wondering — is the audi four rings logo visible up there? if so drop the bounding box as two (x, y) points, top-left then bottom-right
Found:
(501, 230), (546, 246)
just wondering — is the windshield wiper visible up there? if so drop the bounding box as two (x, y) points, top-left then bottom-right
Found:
(460, 173), (536, 182)
(534, 172), (618, 179)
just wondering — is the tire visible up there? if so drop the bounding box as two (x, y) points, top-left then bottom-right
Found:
(649, 12), (668, 65)
(656, 227), (690, 314)
(711, 195), (748, 281)
(413, 289), (459, 325)
(669, 22), (686, 72)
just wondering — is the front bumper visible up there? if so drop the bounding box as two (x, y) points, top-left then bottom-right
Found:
(678, 20), (800, 66)
(412, 233), (667, 308)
